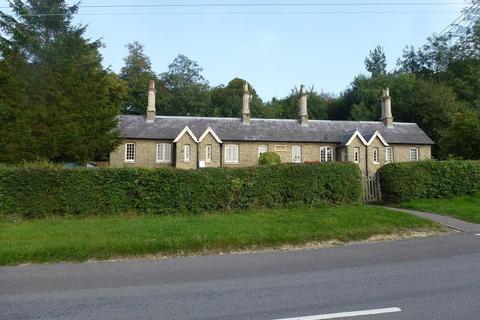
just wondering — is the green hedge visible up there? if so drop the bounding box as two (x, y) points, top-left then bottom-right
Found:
(0, 163), (362, 217)
(378, 160), (480, 203)
(259, 152), (281, 165)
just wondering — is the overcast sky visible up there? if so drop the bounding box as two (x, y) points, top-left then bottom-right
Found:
(0, 0), (468, 100)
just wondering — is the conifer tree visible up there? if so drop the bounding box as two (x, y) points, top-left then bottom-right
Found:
(0, 0), (125, 163)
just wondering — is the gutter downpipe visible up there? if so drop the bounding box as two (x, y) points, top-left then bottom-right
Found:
(365, 145), (369, 177)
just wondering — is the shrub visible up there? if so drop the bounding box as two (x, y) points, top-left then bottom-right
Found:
(0, 163), (362, 217)
(378, 160), (480, 203)
(259, 152), (281, 165)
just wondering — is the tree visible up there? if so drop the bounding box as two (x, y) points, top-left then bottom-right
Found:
(119, 42), (159, 115)
(440, 111), (480, 159)
(0, 48), (38, 163)
(396, 2), (480, 110)
(159, 54), (210, 116)
(0, 0), (124, 163)
(265, 86), (331, 120)
(208, 78), (264, 117)
(365, 45), (387, 77)
(327, 73), (459, 157)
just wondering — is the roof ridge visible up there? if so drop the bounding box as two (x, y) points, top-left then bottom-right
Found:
(121, 114), (418, 126)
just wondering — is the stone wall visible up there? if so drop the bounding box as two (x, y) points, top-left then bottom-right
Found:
(109, 139), (173, 168)
(109, 138), (432, 174)
(221, 141), (338, 167)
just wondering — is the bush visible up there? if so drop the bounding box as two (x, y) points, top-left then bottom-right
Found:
(0, 163), (362, 217)
(259, 152), (281, 165)
(378, 160), (480, 203)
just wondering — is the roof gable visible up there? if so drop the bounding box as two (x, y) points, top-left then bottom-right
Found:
(365, 131), (389, 146)
(198, 127), (223, 144)
(341, 130), (368, 146)
(173, 126), (198, 143)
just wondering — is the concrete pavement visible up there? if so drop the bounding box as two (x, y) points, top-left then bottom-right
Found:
(383, 206), (480, 233)
(1, 233), (480, 320)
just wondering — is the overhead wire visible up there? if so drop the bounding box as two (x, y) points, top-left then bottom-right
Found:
(0, 1), (466, 9)
(0, 1), (467, 17)
(435, 1), (479, 38)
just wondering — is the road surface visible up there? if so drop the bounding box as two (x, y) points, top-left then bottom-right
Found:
(1, 233), (480, 320)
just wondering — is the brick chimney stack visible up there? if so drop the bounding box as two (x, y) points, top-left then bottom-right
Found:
(381, 87), (393, 128)
(242, 82), (251, 125)
(298, 85), (308, 126)
(146, 80), (156, 123)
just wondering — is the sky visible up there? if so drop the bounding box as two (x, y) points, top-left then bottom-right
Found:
(0, 1), (469, 101)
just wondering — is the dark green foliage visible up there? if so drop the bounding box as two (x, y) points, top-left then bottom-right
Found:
(258, 152), (281, 165)
(265, 87), (332, 120)
(365, 45), (387, 77)
(379, 160), (480, 203)
(159, 54), (211, 116)
(0, 163), (362, 217)
(119, 42), (160, 115)
(0, 0), (125, 164)
(328, 73), (460, 157)
(208, 78), (264, 117)
(440, 111), (480, 160)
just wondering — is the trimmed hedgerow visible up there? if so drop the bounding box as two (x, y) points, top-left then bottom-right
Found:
(259, 152), (281, 165)
(378, 160), (480, 203)
(0, 163), (362, 217)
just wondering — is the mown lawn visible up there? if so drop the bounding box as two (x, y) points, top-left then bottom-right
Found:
(0, 206), (439, 266)
(400, 193), (480, 224)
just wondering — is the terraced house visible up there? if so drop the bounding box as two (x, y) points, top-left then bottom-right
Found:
(110, 81), (433, 176)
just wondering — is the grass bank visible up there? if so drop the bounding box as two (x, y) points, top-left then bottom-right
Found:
(400, 193), (480, 224)
(0, 206), (440, 266)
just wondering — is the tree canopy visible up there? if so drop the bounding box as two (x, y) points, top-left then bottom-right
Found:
(0, 0), (124, 163)
(365, 45), (387, 77)
(119, 42), (159, 115)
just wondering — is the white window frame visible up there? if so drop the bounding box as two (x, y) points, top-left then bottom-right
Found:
(125, 143), (136, 162)
(184, 144), (191, 162)
(410, 147), (419, 162)
(156, 143), (172, 163)
(353, 147), (360, 164)
(205, 144), (212, 163)
(320, 146), (333, 162)
(258, 145), (268, 158)
(292, 145), (302, 163)
(373, 147), (379, 164)
(385, 147), (393, 163)
(225, 144), (239, 164)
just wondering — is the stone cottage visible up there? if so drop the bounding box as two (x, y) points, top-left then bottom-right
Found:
(110, 81), (434, 176)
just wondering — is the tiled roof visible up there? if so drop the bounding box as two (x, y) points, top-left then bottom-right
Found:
(118, 115), (435, 145)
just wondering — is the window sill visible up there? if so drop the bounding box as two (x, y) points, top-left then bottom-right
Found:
(156, 161), (172, 164)
(124, 161), (136, 164)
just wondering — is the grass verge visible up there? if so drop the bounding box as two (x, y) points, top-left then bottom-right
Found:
(399, 193), (480, 224)
(0, 206), (440, 266)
